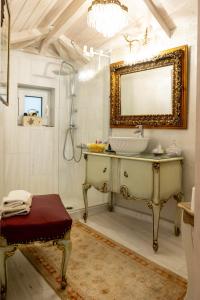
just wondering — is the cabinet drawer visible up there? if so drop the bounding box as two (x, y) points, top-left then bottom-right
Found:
(120, 159), (153, 199)
(86, 155), (111, 186)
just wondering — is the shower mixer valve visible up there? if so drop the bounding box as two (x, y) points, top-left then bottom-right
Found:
(69, 124), (77, 129)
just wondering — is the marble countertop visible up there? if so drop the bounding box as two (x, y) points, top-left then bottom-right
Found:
(83, 151), (184, 163)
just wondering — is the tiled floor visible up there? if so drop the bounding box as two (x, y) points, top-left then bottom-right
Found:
(6, 210), (187, 300)
(80, 211), (187, 278)
(6, 250), (60, 300)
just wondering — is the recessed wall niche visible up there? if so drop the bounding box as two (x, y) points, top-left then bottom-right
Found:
(17, 85), (55, 127)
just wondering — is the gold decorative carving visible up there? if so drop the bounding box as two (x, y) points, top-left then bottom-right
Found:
(94, 182), (110, 193)
(146, 195), (175, 211)
(120, 185), (148, 201)
(88, 0), (128, 13)
(0, 0), (10, 106)
(152, 163), (160, 172)
(146, 200), (166, 210)
(83, 183), (91, 190)
(1, 0), (6, 26)
(173, 192), (183, 203)
(110, 45), (188, 129)
(146, 200), (153, 210)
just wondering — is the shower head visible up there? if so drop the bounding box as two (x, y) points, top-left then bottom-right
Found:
(52, 70), (70, 76)
(53, 61), (77, 76)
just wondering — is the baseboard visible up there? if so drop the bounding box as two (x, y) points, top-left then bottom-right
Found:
(68, 203), (108, 220)
(68, 202), (176, 232)
(114, 205), (175, 231)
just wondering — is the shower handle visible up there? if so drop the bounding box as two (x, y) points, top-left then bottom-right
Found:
(69, 124), (77, 129)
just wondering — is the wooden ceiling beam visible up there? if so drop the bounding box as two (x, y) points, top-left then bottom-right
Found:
(11, 27), (50, 45)
(11, 39), (40, 50)
(53, 41), (70, 61)
(40, 0), (88, 53)
(11, 34), (47, 50)
(23, 0), (58, 30)
(11, 0), (42, 32)
(143, 0), (172, 37)
(38, 0), (74, 28)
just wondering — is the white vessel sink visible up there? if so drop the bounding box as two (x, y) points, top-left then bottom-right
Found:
(109, 136), (149, 155)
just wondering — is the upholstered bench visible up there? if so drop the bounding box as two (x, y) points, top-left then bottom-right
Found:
(0, 194), (72, 299)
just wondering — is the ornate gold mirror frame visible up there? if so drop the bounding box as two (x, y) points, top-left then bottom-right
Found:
(110, 45), (188, 129)
(0, 0), (10, 106)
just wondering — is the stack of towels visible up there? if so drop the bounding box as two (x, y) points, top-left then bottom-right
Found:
(0, 190), (32, 219)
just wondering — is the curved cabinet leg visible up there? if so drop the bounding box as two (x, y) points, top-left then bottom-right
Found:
(151, 203), (161, 252)
(56, 231), (72, 289)
(108, 192), (114, 212)
(174, 193), (183, 236)
(82, 183), (91, 222)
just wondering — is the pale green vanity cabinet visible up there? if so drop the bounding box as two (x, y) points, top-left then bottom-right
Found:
(82, 152), (183, 252)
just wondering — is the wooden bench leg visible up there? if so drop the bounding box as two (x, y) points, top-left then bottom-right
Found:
(0, 247), (7, 299)
(56, 230), (72, 289)
(0, 239), (17, 299)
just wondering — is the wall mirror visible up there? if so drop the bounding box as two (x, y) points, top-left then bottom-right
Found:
(0, 0), (10, 106)
(110, 45), (188, 128)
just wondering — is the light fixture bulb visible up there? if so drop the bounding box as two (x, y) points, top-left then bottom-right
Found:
(123, 28), (160, 65)
(78, 69), (96, 82)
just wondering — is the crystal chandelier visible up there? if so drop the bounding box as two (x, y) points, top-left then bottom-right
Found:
(87, 0), (128, 38)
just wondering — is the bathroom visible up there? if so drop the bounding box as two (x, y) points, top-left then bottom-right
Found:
(0, 0), (199, 299)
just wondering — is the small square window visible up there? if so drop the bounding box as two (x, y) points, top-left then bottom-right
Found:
(24, 95), (43, 117)
(18, 86), (55, 127)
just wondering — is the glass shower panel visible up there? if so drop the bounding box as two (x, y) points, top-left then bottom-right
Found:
(58, 55), (110, 210)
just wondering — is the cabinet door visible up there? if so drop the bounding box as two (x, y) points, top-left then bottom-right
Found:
(86, 155), (111, 190)
(120, 159), (153, 199)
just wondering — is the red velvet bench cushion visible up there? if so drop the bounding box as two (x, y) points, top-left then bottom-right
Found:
(0, 194), (72, 245)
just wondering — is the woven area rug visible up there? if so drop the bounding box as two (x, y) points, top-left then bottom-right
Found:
(21, 222), (187, 300)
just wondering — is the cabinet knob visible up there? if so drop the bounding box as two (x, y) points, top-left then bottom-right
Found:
(103, 167), (107, 173)
(124, 171), (128, 178)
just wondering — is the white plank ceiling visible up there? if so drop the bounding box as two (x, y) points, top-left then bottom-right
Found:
(9, 0), (196, 63)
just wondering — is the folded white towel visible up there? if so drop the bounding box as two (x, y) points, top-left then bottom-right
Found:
(0, 190), (32, 219)
(1, 206), (30, 218)
(1, 204), (29, 212)
(3, 190), (32, 208)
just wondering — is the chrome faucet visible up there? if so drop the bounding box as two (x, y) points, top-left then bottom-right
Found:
(134, 125), (144, 137)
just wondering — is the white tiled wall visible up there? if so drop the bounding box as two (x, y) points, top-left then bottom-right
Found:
(0, 51), (109, 210)
(3, 52), (59, 196)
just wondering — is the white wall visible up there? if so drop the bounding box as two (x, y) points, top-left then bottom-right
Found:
(0, 51), (109, 210)
(111, 15), (197, 221)
(3, 51), (60, 196)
